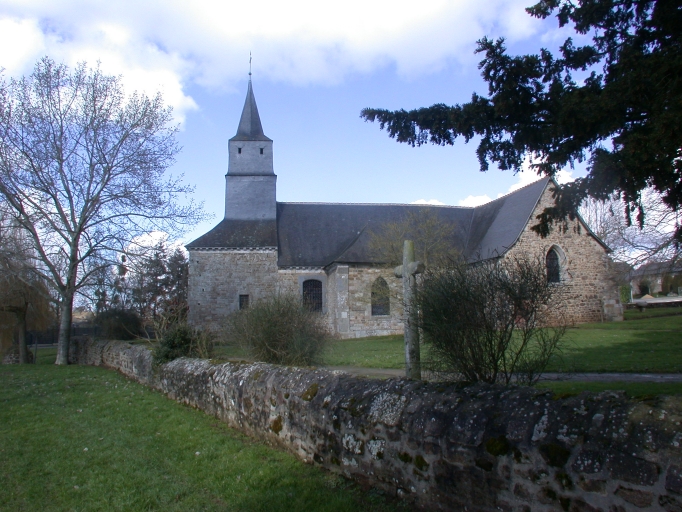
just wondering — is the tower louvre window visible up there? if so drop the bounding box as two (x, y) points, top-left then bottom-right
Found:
(260, 148), (264, 154)
(237, 147), (242, 154)
(302, 279), (323, 312)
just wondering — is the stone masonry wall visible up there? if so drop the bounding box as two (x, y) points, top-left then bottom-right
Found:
(70, 338), (682, 511)
(187, 249), (278, 331)
(505, 185), (623, 323)
(277, 268), (334, 332)
(346, 265), (404, 338)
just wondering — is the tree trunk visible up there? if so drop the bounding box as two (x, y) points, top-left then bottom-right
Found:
(55, 293), (74, 365)
(17, 302), (28, 364)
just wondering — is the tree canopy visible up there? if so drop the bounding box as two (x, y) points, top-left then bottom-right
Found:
(361, 0), (682, 245)
(0, 58), (205, 364)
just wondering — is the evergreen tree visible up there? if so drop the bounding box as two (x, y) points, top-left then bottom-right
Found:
(362, 0), (682, 244)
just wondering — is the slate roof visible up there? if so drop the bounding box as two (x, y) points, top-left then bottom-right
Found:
(186, 220), (277, 249)
(229, 80), (271, 142)
(186, 177), (581, 267)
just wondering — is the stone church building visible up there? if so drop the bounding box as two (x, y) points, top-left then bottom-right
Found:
(186, 82), (623, 337)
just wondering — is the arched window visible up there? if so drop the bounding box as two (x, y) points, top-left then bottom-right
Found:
(371, 277), (390, 316)
(546, 248), (561, 283)
(302, 279), (323, 312)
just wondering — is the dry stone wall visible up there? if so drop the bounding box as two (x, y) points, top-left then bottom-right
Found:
(505, 186), (623, 323)
(71, 338), (682, 511)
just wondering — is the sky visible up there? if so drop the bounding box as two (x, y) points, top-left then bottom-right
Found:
(0, 0), (583, 244)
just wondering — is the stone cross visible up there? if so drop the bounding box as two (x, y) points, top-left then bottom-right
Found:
(394, 240), (425, 380)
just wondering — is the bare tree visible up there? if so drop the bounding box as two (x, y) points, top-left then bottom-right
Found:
(0, 58), (205, 365)
(367, 207), (460, 268)
(580, 190), (680, 267)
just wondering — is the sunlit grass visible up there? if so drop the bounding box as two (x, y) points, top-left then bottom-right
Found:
(0, 361), (403, 511)
(322, 314), (682, 374)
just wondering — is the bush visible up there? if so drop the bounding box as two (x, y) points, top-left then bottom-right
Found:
(415, 255), (567, 385)
(224, 294), (331, 366)
(95, 309), (144, 340)
(154, 323), (214, 364)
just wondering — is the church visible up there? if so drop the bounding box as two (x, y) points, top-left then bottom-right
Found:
(186, 82), (623, 337)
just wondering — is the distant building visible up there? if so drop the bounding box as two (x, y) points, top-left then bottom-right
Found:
(186, 82), (623, 337)
(631, 261), (682, 296)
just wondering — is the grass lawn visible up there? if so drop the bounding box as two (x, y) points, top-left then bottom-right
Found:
(551, 314), (682, 373)
(323, 335), (409, 369)
(0, 354), (404, 512)
(322, 314), (682, 374)
(624, 306), (682, 320)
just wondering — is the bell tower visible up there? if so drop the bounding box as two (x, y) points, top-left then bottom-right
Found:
(225, 80), (276, 220)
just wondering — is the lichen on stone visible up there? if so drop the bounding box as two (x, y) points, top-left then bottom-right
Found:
(301, 383), (319, 401)
(485, 435), (510, 457)
(398, 452), (413, 464)
(368, 392), (406, 426)
(270, 415), (283, 434)
(414, 455), (429, 471)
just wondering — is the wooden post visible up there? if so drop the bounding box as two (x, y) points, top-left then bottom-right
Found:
(394, 240), (424, 380)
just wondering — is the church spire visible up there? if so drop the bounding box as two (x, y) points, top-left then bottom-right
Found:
(230, 80), (271, 142)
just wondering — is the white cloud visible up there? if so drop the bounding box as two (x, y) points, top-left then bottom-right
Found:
(0, 0), (544, 122)
(456, 159), (578, 207)
(503, 157), (576, 197)
(458, 194), (492, 207)
(411, 198), (445, 205)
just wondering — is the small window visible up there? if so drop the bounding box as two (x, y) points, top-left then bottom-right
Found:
(237, 147), (242, 154)
(260, 148), (264, 155)
(239, 294), (249, 310)
(546, 249), (560, 283)
(371, 277), (390, 316)
(302, 279), (323, 312)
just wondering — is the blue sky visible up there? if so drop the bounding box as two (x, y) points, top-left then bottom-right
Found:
(0, 0), (583, 243)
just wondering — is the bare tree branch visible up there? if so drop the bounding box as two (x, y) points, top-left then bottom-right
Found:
(0, 58), (208, 365)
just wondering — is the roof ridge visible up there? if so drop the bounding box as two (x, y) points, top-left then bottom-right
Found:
(278, 201), (473, 209)
(474, 176), (550, 207)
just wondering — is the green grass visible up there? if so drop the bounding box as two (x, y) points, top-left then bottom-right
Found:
(549, 315), (682, 373)
(321, 314), (682, 374)
(0, 356), (403, 511)
(323, 335), (409, 369)
(624, 306), (682, 320)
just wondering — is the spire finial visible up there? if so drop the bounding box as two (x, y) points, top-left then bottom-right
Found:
(249, 52), (252, 80)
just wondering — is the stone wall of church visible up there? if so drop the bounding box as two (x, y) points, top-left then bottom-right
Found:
(187, 249), (278, 331)
(276, 268), (334, 331)
(345, 265), (404, 338)
(504, 186), (623, 323)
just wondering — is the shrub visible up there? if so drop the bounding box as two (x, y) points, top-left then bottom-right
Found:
(415, 255), (567, 385)
(95, 309), (144, 340)
(224, 293), (331, 366)
(154, 323), (215, 364)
